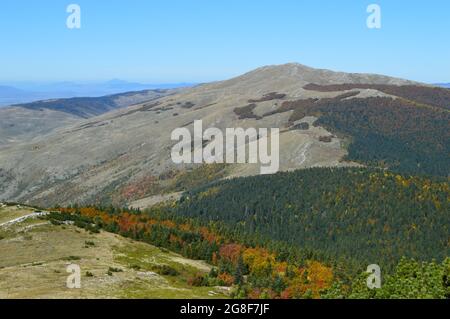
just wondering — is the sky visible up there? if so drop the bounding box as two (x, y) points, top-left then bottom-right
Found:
(0, 0), (449, 83)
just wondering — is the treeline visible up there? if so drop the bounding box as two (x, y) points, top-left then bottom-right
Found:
(303, 83), (450, 111)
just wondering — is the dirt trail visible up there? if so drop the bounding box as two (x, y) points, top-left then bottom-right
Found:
(0, 212), (48, 228)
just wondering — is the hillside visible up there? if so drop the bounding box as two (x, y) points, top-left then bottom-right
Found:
(172, 167), (450, 269)
(39, 198), (450, 299)
(0, 204), (228, 299)
(0, 81), (194, 107)
(0, 89), (179, 148)
(12, 89), (179, 118)
(1, 63), (448, 207)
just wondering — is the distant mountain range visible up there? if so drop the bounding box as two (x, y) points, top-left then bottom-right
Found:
(0, 80), (194, 107)
(0, 85), (28, 97)
(435, 83), (450, 88)
(0, 85), (49, 106)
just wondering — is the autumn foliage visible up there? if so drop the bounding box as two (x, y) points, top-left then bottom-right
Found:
(52, 205), (335, 299)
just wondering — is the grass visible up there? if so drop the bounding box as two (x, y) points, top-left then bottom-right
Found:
(63, 256), (81, 261)
(0, 205), (35, 225)
(0, 205), (229, 299)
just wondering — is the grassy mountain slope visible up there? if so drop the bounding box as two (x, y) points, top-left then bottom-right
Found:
(0, 89), (178, 148)
(0, 204), (227, 299)
(0, 63), (448, 206)
(13, 89), (175, 118)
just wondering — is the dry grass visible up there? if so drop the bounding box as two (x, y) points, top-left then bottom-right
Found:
(0, 206), (228, 299)
(0, 205), (35, 225)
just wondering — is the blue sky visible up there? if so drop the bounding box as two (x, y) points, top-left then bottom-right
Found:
(0, 0), (449, 83)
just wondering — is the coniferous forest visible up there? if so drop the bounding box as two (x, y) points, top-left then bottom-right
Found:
(174, 168), (449, 270)
(49, 167), (450, 299)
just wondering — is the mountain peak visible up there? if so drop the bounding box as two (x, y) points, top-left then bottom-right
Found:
(238, 62), (418, 86)
(202, 62), (417, 96)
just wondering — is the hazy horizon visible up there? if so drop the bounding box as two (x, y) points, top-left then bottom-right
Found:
(0, 62), (449, 87)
